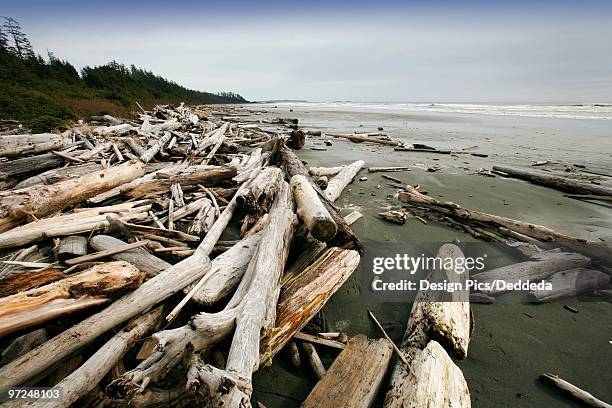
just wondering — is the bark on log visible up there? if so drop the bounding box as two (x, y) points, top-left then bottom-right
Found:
(472, 249), (591, 296)
(90, 235), (171, 276)
(291, 174), (337, 241)
(0, 261), (145, 338)
(398, 185), (612, 262)
(0, 133), (69, 157)
(303, 335), (393, 408)
(121, 166), (236, 199)
(0, 160), (146, 233)
(325, 160), (365, 202)
(493, 165), (612, 196)
(279, 145), (362, 251)
(530, 268), (609, 302)
(260, 247), (360, 364)
(540, 373), (612, 408)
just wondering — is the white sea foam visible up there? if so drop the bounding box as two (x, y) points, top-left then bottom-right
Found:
(270, 102), (612, 120)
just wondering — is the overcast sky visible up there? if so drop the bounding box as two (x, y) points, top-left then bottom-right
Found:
(3, 0), (612, 102)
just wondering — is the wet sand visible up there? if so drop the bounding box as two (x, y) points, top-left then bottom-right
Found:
(249, 104), (612, 407)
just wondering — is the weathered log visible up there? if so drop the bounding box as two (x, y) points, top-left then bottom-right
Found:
(303, 335), (393, 408)
(530, 268), (609, 302)
(93, 123), (133, 136)
(90, 235), (171, 276)
(385, 244), (471, 407)
(493, 165), (612, 196)
(0, 269), (67, 297)
(236, 166), (283, 214)
(294, 332), (346, 350)
(0, 133), (69, 157)
(14, 163), (103, 189)
(301, 342), (326, 380)
(65, 240), (150, 266)
(187, 198), (216, 237)
(122, 166), (236, 199)
(279, 145), (362, 251)
(326, 132), (399, 146)
(0, 160), (146, 233)
(398, 185), (612, 262)
(309, 166), (344, 177)
(139, 131), (172, 163)
(0, 329), (47, 366)
(185, 232), (262, 306)
(540, 373), (612, 408)
(0, 261), (145, 338)
(0, 153), (65, 180)
(0, 201), (150, 249)
(287, 341), (301, 368)
(58, 236), (88, 261)
(260, 247), (360, 364)
(290, 174), (337, 241)
(325, 160), (365, 202)
(472, 249), (591, 296)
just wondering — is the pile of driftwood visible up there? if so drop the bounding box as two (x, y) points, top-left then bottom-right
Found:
(0, 104), (374, 407)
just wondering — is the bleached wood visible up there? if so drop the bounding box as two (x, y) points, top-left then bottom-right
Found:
(539, 373), (612, 408)
(236, 166), (283, 214)
(309, 166), (345, 177)
(304, 335), (393, 408)
(89, 235), (171, 276)
(291, 174), (337, 241)
(530, 268), (609, 302)
(15, 163), (102, 189)
(139, 131), (172, 163)
(0, 133), (69, 157)
(324, 160), (365, 202)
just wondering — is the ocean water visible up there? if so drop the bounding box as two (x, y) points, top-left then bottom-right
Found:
(272, 101), (612, 120)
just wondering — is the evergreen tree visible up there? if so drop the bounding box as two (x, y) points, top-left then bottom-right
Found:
(3, 17), (34, 59)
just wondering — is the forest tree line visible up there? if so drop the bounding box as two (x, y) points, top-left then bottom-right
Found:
(0, 17), (247, 132)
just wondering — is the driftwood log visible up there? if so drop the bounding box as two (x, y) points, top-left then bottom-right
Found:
(324, 160), (365, 202)
(90, 235), (172, 276)
(303, 335), (392, 408)
(530, 268), (609, 302)
(290, 174), (337, 241)
(0, 133), (69, 157)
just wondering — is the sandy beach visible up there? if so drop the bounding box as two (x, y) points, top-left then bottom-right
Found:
(249, 102), (612, 407)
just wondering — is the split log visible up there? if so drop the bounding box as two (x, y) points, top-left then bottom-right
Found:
(493, 165), (612, 196)
(0, 172), (244, 389)
(139, 132), (172, 163)
(290, 174), (337, 241)
(0, 133), (69, 157)
(326, 132), (399, 146)
(279, 145), (362, 250)
(187, 198), (216, 237)
(0, 261), (145, 338)
(0, 269), (67, 297)
(472, 249), (591, 296)
(236, 166), (283, 214)
(325, 160), (365, 202)
(540, 373), (612, 408)
(121, 166), (236, 199)
(120, 182), (296, 403)
(10, 308), (162, 408)
(301, 342), (326, 380)
(385, 244), (471, 407)
(303, 335), (393, 408)
(58, 236), (88, 261)
(530, 268), (609, 302)
(185, 232), (262, 306)
(89, 235), (171, 277)
(260, 247), (360, 363)
(398, 185), (612, 262)
(0, 160), (146, 233)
